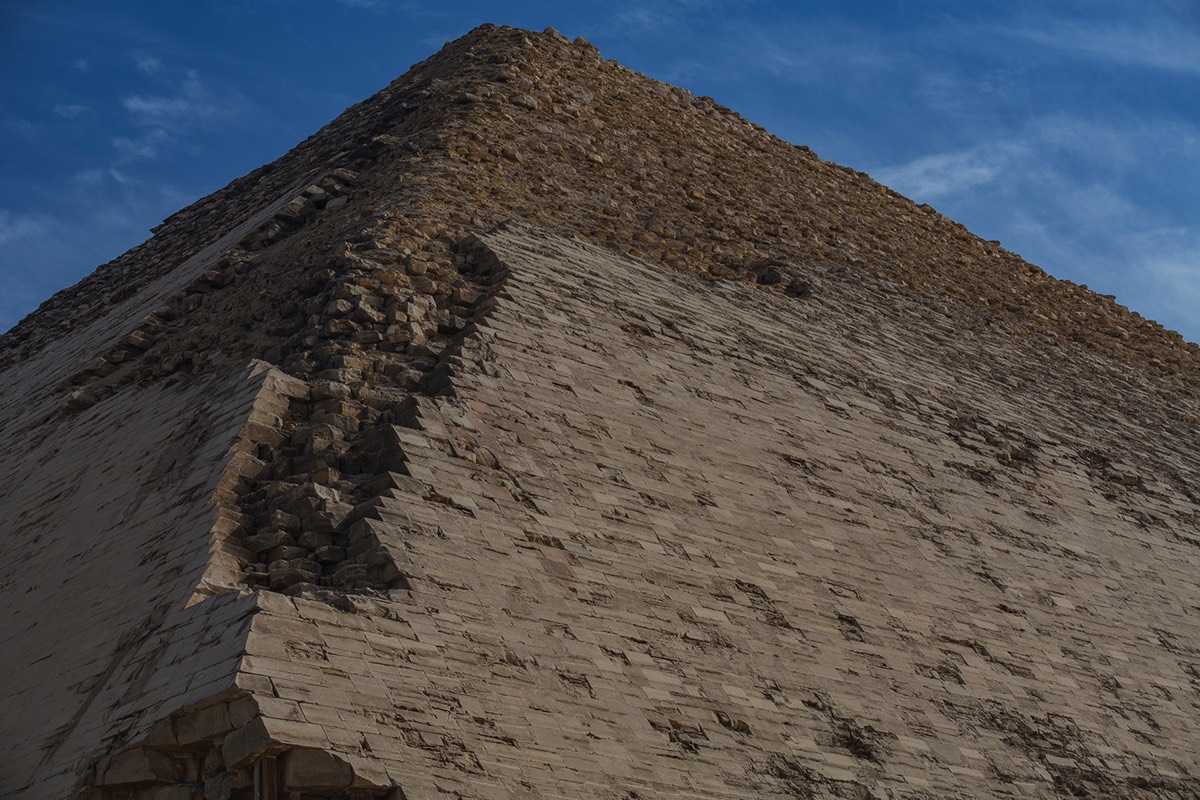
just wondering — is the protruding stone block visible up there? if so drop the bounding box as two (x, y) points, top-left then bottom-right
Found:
(98, 747), (182, 787)
(222, 717), (274, 768)
(280, 748), (355, 795)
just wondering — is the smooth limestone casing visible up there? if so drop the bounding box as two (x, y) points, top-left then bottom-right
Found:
(0, 362), (267, 796)
(0, 190), (311, 797)
(234, 228), (1200, 798)
(2, 223), (1199, 798)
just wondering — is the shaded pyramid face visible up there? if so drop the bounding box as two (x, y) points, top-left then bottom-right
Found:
(2, 23), (1199, 800)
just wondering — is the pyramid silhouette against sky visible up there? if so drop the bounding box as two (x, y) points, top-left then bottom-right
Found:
(3, 24), (1200, 800)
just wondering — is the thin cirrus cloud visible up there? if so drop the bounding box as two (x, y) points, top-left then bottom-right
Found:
(121, 71), (223, 128)
(134, 53), (162, 73)
(1138, 238), (1200, 329)
(53, 103), (89, 118)
(871, 145), (1025, 201)
(0, 209), (51, 246)
(610, 0), (732, 33)
(111, 127), (172, 161)
(74, 167), (132, 186)
(871, 114), (1200, 338)
(873, 114), (1197, 204)
(1002, 18), (1200, 75)
(110, 69), (242, 164)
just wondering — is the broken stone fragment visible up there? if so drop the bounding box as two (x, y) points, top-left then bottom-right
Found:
(276, 197), (314, 225)
(353, 304), (385, 324)
(280, 749), (354, 794)
(66, 387), (98, 411)
(313, 545), (346, 564)
(200, 269), (228, 288)
(747, 258), (814, 299)
(301, 184), (329, 204)
(221, 719), (273, 768)
(311, 380), (353, 401)
(323, 319), (358, 336)
(98, 747), (182, 787)
(266, 509), (301, 530)
(267, 558), (321, 590)
(509, 92), (539, 110)
(266, 545), (310, 563)
(451, 285), (481, 305)
(331, 562), (370, 588)
(244, 528), (289, 554)
(123, 329), (156, 351)
(305, 423), (343, 454)
(786, 277), (812, 298)
(298, 530), (334, 550)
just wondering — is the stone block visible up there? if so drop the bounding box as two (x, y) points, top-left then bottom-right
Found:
(99, 747), (182, 787)
(222, 718), (274, 768)
(280, 748), (355, 795)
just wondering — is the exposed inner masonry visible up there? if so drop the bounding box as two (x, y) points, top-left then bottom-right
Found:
(207, 239), (504, 598)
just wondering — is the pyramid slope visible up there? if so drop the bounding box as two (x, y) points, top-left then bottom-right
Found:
(1, 24), (1199, 800)
(4, 25), (1197, 380)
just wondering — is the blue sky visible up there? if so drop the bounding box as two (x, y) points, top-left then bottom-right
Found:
(2, 0), (1197, 341)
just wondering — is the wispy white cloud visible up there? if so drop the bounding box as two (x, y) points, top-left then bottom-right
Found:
(73, 168), (105, 187)
(0, 210), (51, 245)
(874, 115), (1198, 204)
(1003, 18), (1200, 75)
(723, 19), (897, 85)
(611, 0), (742, 33)
(873, 144), (1027, 200)
(0, 186), (194, 334)
(74, 168), (134, 186)
(110, 68), (241, 164)
(1118, 227), (1200, 336)
(121, 71), (224, 128)
(72, 58), (89, 72)
(53, 103), (89, 118)
(134, 52), (162, 73)
(112, 128), (171, 161)
(4, 119), (36, 138)
(616, 6), (664, 30)
(871, 111), (1200, 340)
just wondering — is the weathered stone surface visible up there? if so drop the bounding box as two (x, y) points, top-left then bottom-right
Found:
(279, 749), (354, 793)
(97, 748), (183, 787)
(221, 718), (274, 769)
(1, 21), (1198, 800)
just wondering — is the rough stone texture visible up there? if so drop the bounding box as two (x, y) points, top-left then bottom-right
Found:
(1, 23), (1199, 800)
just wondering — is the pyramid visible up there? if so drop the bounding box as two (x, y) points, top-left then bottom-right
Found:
(2, 23), (1199, 800)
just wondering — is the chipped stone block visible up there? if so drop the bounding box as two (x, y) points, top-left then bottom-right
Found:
(99, 747), (183, 787)
(279, 748), (354, 794)
(268, 558), (321, 590)
(221, 718), (274, 768)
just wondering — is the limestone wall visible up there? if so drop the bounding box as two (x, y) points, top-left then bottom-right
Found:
(225, 228), (1200, 799)
(0, 362), (278, 798)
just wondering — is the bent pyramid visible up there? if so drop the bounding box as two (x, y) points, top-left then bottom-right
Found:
(3, 23), (1199, 800)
